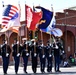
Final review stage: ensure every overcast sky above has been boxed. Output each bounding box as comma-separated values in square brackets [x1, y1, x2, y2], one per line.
[0, 0, 76, 22]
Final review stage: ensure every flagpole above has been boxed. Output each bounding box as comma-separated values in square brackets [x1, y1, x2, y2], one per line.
[18, 1, 21, 45]
[4, 32, 7, 54]
[19, 28, 21, 44]
[25, 2, 28, 52]
[17, 29, 19, 54]
[40, 30, 43, 41]
[7, 30, 10, 45]
[25, 26, 28, 52]
[49, 4, 52, 43]
[50, 4, 56, 43]
[32, 3, 36, 42]
[40, 30, 44, 54]
[16, 0, 20, 54]
[2, 1, 7, 52]
[33, 30, 36, 53]
[50, 34, 51, 43]
[16, 1, 20, 54]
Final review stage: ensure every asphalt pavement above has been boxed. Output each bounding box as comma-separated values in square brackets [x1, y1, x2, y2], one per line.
[0, 65, 76, 75]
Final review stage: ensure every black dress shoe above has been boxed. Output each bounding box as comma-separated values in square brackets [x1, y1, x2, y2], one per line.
[24, 71, 28, 73]
[57, 70, 61, 72]
[56, 70, 61, 72]
[49, 71, 52, 73]
[34, 71, 36, 73]
[42, 71, 45, 73]
[4, 72, 7, 75]
[15, 72, 17, 74]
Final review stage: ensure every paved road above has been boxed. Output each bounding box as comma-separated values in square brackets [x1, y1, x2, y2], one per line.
[0, 65, 76, 75]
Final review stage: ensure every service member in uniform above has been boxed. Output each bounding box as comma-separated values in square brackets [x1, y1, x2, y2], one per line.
[30, 39, 38, 73]
[52, 37, 63, 72]
[0, 45, 1, 55]
[21, 38, 30, 73]
[45, 40, 53, 72]
[1, 40, 11, 74]
[38, 40, 46, 73]
[12, 39, 22, 74]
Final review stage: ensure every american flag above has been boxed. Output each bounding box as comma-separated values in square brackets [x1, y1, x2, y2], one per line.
[2, 4, 19, 27]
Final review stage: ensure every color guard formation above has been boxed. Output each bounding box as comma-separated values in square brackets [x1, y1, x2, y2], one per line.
[0, 37, 64, 74]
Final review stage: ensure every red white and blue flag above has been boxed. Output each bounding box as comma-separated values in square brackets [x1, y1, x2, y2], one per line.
[2, 5, 19, 27]
[0, 4, 21, 32]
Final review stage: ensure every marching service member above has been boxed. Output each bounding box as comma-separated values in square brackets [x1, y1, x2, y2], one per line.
[21, 38, 30, 73]
[45, 40, 53, 73]
[12, 39, 22, 74]
[30, 39, 38, 73]
[52, 37, 63, 72]
[1, 40, 11, 74]
[38, 40, 46, 73]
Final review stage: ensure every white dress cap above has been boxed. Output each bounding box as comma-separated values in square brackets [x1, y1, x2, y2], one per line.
[31, 39, 35, 41]
[22, 38, 27, 40]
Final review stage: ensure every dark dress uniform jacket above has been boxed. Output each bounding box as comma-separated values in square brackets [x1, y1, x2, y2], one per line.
[12, 44, 22, 57]
[1, 44, 11, 57]
[53, 42, 63, 56]
[45, 45, 52, 57]
[38, 45, 46, 58]
[22, 43, 30, 57]
[31, 45, 38, 57]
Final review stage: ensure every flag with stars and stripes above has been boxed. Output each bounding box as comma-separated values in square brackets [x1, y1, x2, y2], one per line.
[0, 4, 21, 32]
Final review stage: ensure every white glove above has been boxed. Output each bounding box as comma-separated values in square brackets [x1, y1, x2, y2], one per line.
[26, 53, 29, 56]
[5, 41, 7, 44]
[42, 55, 45, 58]
[20, 44, 22, 46]
[62, 51, 64, 53]
[55, 45, 58, 49]
[34, 42, 36, 45]
[12, 44, 14, 47]
[41, 44, 43, 47]
[50, 43, 51, 46]
[6, 53, 9, 57]
[17, 53, 20, 57]
[49, 54, 52, 57]
[34, 53, 37, 57]
[25, 42, 27, 44]
[1, 45, 2, 48]
[29, 43, 31, 46]
[17, 41, 19, 44]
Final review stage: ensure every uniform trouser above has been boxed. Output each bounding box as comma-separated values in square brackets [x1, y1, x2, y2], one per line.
[47, 57, 52, 72]
[31, 55, 37, 73]
[54, 56, 60, 71]
[2, 57, 9, 73]
[14, 56, 20, 73]
[40, 57, 46, 72]
[22, 56, 29, 72]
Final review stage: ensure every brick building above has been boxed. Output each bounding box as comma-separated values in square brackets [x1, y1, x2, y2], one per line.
[56, 8, 76, 58]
